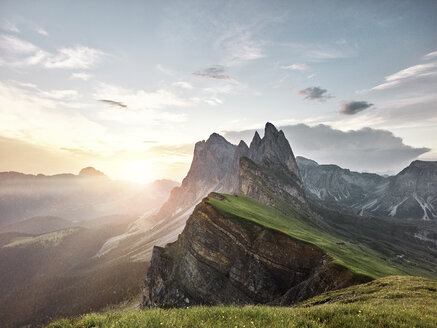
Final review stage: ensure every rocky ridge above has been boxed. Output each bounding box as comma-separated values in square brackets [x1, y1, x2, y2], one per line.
[143, 194, 359, 307]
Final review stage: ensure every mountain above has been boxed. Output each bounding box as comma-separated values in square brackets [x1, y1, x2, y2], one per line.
[297, 157, 437, 220]
[95, 123, 309, 262]
[358, 160, 437, 220]
[143, 193, 363, 307]
[0, 171, 178, 327]
[0, 169, 178, 228]
[0, 223, 147, 328]
[0, 216, 73, 235]
[143, 123, 437, 308]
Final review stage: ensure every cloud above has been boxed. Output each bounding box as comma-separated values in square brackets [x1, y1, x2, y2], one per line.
[371, 54, 437, 91]
[0, 34, 105, 69]
[71, 72, 92, 81]
[223, 124, 430, 174]
[215, 25, 265, 67]
[281, 63, 308, 71]
[98, 99, 128, 109]
[298, 86, 332, 101]
[423, 51, 437, 60]
[94, 83, 194, 110]
[2, 21, 19, 33]
[44, 46, 105, 69]
[0, 80, 106, 152]
[340, 101, 373, 115]
[173, 81, 193, 89]
[35, 27, 48, 36]
[284, 41, 356, 62]
[193, 65, 234, 81]
[156, 64, 176, 76]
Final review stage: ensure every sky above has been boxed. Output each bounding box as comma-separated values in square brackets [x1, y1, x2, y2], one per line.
[0, 0, 436, 182]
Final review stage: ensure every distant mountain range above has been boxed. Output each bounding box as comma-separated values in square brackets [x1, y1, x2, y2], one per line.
[0, 168, 178, 228]
[297, 157, 437, 220]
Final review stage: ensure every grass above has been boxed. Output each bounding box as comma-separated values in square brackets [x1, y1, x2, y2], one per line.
[48, 275, 437, 328]
[207, 193, 402, 279]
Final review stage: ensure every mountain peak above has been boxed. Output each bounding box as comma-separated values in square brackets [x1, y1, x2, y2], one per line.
[264, 122, 279, 138]
[206, 132, 229, 145]
[250, 131, 262, 150]
[79, 167, 105, 177]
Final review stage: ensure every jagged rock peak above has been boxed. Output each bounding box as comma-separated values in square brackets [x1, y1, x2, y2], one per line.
[206, 132, 230, 145]
[249, 131, 262, 150]
[237, 140, 249, 151]
[264, 122, 279, 138]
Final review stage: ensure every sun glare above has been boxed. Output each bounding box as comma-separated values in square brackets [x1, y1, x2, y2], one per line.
[124, 160, 155, 184]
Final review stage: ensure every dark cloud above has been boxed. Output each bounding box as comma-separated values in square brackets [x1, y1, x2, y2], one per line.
[98, 99, 127, 108]
[298, 86, 332, 101]
[340, 101, 373, 115]
[223, 124, 430, 174]
[193, 65, 233, 81]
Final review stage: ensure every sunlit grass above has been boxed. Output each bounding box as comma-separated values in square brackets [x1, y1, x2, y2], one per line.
[48, 276, 437, 328]
[207, 193, 401, 279]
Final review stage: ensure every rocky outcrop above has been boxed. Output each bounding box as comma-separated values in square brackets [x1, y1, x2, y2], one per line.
[156, 133, 236, 220]
[297, 156, 437, 220]
[359, 160, 437, 220]
[296, 156, 387, 207]
[143, 194, 360, 307]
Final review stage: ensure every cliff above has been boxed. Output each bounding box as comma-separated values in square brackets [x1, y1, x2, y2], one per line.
[143, 194, 361, 307]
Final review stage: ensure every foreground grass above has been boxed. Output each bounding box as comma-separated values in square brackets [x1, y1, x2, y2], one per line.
[48, 276, 437, 328]
[208, 193, 401, 279]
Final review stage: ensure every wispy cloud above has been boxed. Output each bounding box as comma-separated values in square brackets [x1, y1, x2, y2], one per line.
[281, 63, 308, 71]
[2, 20, 19, 33]
[44, 46, 105, 69]
[372, 52, 437, 91]
[340, 101, 373, 115]
[193, 65, 235, 81]
[98, 99, 128, 109]
[35, 27, 48, 36]
[215, 25, 265, 67]
[283, 41, 356, 62]
[0, 80, 105, 151]
[298, 86, 332, 101]
[94, 83, 194, 110]
[423, 51, 437, 60]
[172, 81, 193, 89]
[156, 64, 176, 76]
[71, 72, 92, 81]
[0, 34, 105, 69]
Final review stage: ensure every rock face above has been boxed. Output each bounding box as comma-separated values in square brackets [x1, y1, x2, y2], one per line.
[143, 194, 358, 307]
[296, 156, 387, 208]
[359, 160, 437, 220]
[297, 157, 437, 220]
[156, 133, 236, 220]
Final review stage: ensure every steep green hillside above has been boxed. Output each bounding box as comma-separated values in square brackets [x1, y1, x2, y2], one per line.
[208, 193, 436, 280]
[48, 276, 437, 328]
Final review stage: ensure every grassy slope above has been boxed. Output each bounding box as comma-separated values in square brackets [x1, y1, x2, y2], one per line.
[48, 276, 437, 328]
[208, 193, 402, 279]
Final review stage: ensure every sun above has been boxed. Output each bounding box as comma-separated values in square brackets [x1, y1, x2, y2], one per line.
[123, 160, 155, 184]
